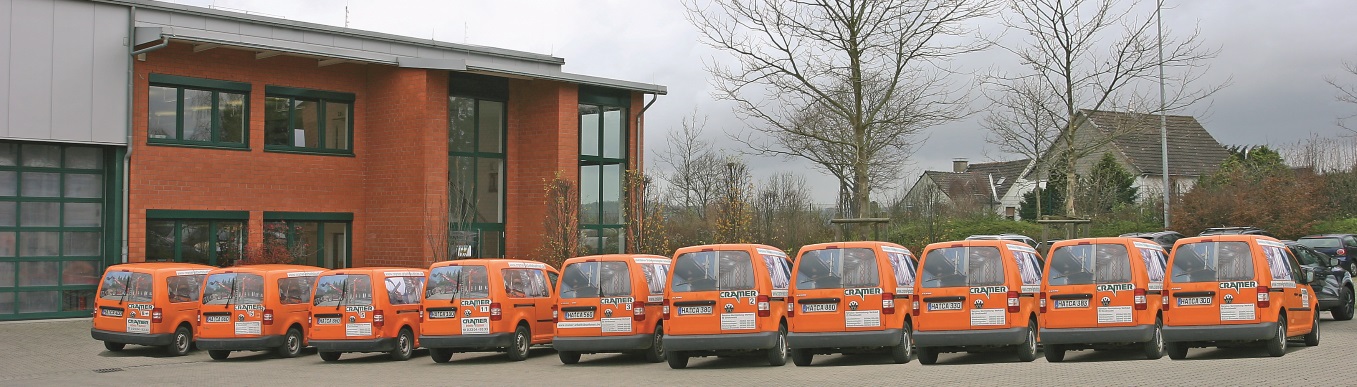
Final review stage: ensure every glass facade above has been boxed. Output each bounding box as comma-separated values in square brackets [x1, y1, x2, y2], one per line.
[144, 217, 246, 267]
[579, 90, 628, 255]
[448, 73, 508, 259]
[262, 220, 350, 269]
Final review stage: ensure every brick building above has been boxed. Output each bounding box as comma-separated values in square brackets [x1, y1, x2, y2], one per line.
[0, 0, 665, 320]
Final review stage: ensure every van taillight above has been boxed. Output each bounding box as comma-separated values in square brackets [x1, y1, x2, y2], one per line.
[633, 301, 646, 322]
[1134, 289, 1147, 310]
[490, 303, 502, 321]
[196, 313, 201, 327]
[1007, 291, 1020, 313]
[551, 305, 559, 323]
[1163, 290, 1170, 310]
[911, 296, 920, 317]
[1257, 286, 1270, 308]
[787, 297, 795, 318]
[757, 295, 771, 317]
[373, 310, 385, 329]
[1039, 292, 1047, 313]
[263, 309, 275, 325]
[662, 299, 671, 320]
[151, 308, 163, 323]
[882, 293, 895, 315]
[308, 313, 313, 327]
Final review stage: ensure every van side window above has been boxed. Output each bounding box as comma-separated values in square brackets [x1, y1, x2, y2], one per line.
[1262, 246, 1293, 281]
[385, 276, 426, 305]
[547, 271, 559, 293]
[1282, 249, 1305, 282]
[761, 254, 792, 290]
[503, 268, 549, 299]
[1138, 248, 1168, 283]
[640, 263, 670, 295]
[166, 275, 204, 303]
[278, 277, 315, 305]
[1012, 250, 1044, 285]
[885, 252, 917, 288]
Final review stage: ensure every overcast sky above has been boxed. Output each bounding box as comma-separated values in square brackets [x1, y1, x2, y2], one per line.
[167, 0, 1357, 207]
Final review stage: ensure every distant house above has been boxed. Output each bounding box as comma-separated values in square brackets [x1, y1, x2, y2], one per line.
[903, 159, 1035, 220]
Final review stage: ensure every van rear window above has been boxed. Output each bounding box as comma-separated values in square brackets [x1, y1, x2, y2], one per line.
[670, 250, 755, 292]
[1171, 241, 1254, 283]
[920, 246, 1005, 288]
[278, 277, 314, 305]
[561, 262, 631, 299]
[426, 265, 490, 301]
[796, 248, 879, 290]
[202, 273, 264, 305]
[167, 275, 205, 303]
[1298, 238, 1341, 249]
[313, 274, 373, 306]
[99, 271, 153, 302]
[1046, 244, 1133, 285]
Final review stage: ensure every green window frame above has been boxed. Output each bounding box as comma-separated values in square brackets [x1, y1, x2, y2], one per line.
[578, 86, 630, 255]
[263, 212, 352, 269]
[147, 74, 251, 149]
[264, 86, 356, 155]
[449, 89, 507, 259]
[144, 210, 247, 267]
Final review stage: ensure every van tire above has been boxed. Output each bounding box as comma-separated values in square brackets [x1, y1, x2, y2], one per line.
[1303, 314, 1320, 347]
[643, 325, 665, 363]
[791, 349, 813, 366]
[890, 321, 913, 364]
[1143, 318, 1165, 360]
[666, 351, 689, 369]
[430, 348, 453, 363]
[389, 328, 414, 361]
[1166, 342, 1188, 360]
[1265, 319, 1287, 357]
[766, 324, 789, 366]
[917, 347, 938, 365]
[558, 351, 581, 364]
[1333, 287, 1355, 321]
[507, 325, 531, 361]
[1043, 344, 1065, 362]
[319, 351, 341, 362]
[166, 326, 192, 357]
[1015, 320, 1038, 362]
[103, 341, 125, 352]
[208, 350, 230, 360]
[277, 328, 303, 358]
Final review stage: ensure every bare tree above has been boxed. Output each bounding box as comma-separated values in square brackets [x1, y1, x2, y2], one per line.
[712, 156, 754, 243]
[657, 112, 723, 219]
[1328, 61, 1357, 131]
[996, 0, 1225, 216]
[685, 0, 995, 219]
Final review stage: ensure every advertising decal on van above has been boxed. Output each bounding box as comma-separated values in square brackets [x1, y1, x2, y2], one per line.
[600, 297, 635, 305]
[288, 271, 323, 278]
[844, 287, 883, 297]
[507, 262, 548, 269]
[176, 269, 211, 276]
[721, 290, 758, 299]
[970, 286, 1008, 296]
[462, 317, 490, 334]
[1097, 283, 1134, 295]
[1219, 281, 1259, 292]
[720, 312, 756, 330]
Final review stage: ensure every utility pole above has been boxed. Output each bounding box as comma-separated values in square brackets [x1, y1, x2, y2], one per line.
[1158, 0, 1171, 229]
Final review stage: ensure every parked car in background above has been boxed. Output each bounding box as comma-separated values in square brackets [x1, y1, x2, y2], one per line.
[1120, 231, 1186, 253]
[1197, 227, 1274, 237]
[1284, 241, 1356, 321]
[1297, 234, 1357, 274]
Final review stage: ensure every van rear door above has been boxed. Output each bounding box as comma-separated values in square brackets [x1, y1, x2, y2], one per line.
[1169, 241, 1260, 326]
[793, 248, 883, 333]
[667, 250, 759, 335]
[557, 261, 635, 337]
[311, 274, 376, 339]
[423, 265, 491, 336]
[200, 272, 267, 338]
[94, 271, 154, 333]
[1044, 244, 1098, 329]
[918, 246, 1008, 331]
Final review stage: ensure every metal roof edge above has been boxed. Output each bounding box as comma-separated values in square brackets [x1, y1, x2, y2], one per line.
[464, 65, 668, 95]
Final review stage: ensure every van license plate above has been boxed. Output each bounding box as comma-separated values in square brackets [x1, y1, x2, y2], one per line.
[564, 311, 594, 319]
[802, 303, 837, 313]
[928, 302, 962, 311]
[428, 310, 457, 319]
[679, 306, 713, 315]
[206, 315, 230, 323]
[1055, 299, 1089, 308]
[100, 308, 123, 317]
[317, 317, 342, 325]
[1177, 297, 1212, 306]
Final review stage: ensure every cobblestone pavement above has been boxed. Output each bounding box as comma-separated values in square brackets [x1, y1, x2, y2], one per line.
[2, 314, 1351, 386]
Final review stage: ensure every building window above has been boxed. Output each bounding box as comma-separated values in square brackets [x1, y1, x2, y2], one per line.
[579, 87, 629, 255]
[145, 210, 246, 267]
[448, 91, 506, 259]
[263, 212, 352, 269]
[264, 86, 355, 155]
[147, 74, 250, 148]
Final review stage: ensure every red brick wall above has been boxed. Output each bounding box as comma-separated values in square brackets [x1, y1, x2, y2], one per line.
[505, 79, 579, 259]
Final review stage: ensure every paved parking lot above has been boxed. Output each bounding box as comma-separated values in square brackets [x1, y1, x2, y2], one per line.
[2, 314, 1352, 386]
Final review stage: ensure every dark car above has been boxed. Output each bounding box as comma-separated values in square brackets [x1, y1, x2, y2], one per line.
[1297, 234, 1357, 275]
[1198, 226, 1274, 237]
[1285, 241, 1356, 321]
[1119, 231, 1186, 253]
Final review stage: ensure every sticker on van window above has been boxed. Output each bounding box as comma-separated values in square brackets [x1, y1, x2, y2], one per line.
[1097, 306, 1133, 323]
[601, 317, 632, 333]
[771, 289, 788, 298]
[600, 297, 635, 305]
[969, 309, 1005, 326]
[720, 313, 756, 330]
[461, 317, 490, 334]
[383, 271, 425, 277]
[1258, 240, 1285, 248]
[1148, 282, 1163, 291]
[126, 318, 151, 334]
[757, 248, 787, 257]
[175, 269, 210, 276]
[721, 290, 758, 299]
[845, 310, 881, 328]
[507, 262, 547, 269]
[1219, 281, 1259, 292]
[634, 258, 671, 265]
[460, 299, 491, 307]
[234, 304, 265, 311]
[882, 246, 912, 255]
[1008, 244, 1038, 254]
[647, 295, 664, 303]
[345, 305, 374, 312]
[970, 286, 1008, 297]
[345, 323, 372, 337]
[235, 321, 262, 335]
[556, 321, 601, 329]
[1133, 241, 1163, 251]
[1271, 280, 1297, 289]
[1097, 283, 1134, 295]
[896, 287, 914, 295]
[1020, 285, 1041, 294]
[1220, 304, 1256, 321]
[288, 271, 322, 278]
[843, 287, 882, 297]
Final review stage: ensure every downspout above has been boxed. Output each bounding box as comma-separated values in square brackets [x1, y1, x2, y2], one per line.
[123, 7, 169, 263]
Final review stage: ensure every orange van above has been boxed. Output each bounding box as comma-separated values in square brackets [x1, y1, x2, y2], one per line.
[912, 240, 1045, 364]
[553, 254, 672, 364]
[308, 267, 428, 362]
[1162, 235, 1320, 359]
[1039, 237, 1168, 361]
[196, 264, 324, 360]
[662, 244, 793, 369]
[787, 242, 919, 366]
[420, 259, 560, 363]
[91, 263, 212, 356]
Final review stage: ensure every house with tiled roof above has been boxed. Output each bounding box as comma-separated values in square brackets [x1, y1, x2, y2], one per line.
[903, 158, 1036, 219]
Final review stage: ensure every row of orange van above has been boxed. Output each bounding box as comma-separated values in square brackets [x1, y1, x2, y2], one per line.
[91, 234, 1324, 366]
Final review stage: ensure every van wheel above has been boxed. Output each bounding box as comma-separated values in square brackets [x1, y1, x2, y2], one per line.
[1304, 314, 1320, 347]
[917, 347, 938, 365]
[319, 351, 341, 362]
[208, 350, 230, 360]
[1265, 319, 1287, 357]
[1043, 344, 1065, 362]
[791, 349, 813, 366]
[666, 351, 689, 369]
[1015, 321, 1038, 362]
[277, 328, 303, 358]
[643, 325, 665, 363]
[1143, 318, 1165, 360]
[389, 328, 414, 361]
[507, 325, 531, 361]
[890, 321, 913, 364]
[558, 351, 581, 364]
[165, 326, 191, 357]
[1166, 342, 1188, 360]
[766, 324, 789, 366]
[430, 348, 453, 363]
[103, 341, 125, 352]
[1333, 287, 1355, 321]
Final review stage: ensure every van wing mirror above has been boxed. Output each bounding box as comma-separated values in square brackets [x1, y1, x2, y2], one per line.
[1304, 269, 1317, 285]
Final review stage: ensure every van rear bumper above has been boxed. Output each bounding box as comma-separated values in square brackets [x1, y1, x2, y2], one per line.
[418, 334, 514, 350]
[552, 334, 653, 352]
[309, 338, 397, 353]
[1163, 322, 1278, 342]
[91, 329, 174, 346]
[788, 329, 902, 349]
[195, 335, 285, 351]
[664, 332, 779, 352]
[914, 327, 1026, 347]
[1041, 325, 1154, 345]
